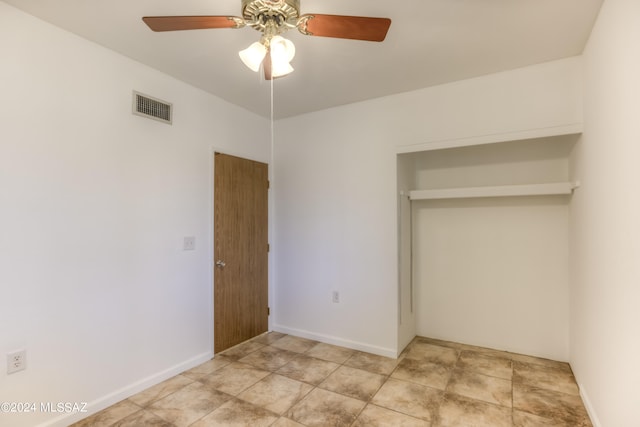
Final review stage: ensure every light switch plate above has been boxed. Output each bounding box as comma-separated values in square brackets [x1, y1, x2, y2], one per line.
[183, 236, 195, 251]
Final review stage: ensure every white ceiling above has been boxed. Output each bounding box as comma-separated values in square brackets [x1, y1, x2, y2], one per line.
[4, 0, 602, 119]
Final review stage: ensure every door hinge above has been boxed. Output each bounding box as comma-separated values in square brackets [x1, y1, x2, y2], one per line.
[267, 180, 270, 189]
[267, 243, 270, 252]
[267, 307, 271, 316]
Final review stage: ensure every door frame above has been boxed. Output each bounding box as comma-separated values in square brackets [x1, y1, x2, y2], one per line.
[210, 146, 273, 355]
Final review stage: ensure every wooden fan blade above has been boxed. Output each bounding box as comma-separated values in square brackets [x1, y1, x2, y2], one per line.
[298, 14, 391, 42]
[142, 16, 243, 32]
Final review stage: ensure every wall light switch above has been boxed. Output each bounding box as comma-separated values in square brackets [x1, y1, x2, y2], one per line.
[183, 236, 195, 251]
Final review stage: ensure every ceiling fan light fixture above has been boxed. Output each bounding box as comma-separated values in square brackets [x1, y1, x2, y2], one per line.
[270, 59, 294, 78]
[239, 41, 268, 72]
[269, 35, 295, 77]
[144, 0, 392, 80]
[270, 35, 295, 62]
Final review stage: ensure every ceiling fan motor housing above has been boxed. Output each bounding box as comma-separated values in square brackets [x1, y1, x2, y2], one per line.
[242, 0, 300, 32]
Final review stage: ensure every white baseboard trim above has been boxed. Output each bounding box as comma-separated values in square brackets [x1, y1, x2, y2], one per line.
[38, 351, 213, 427]
[578, 382, 601, 427]
[273, 324, 398, 359]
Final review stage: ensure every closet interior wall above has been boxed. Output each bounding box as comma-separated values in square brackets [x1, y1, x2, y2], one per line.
[398, 135, 578, 361]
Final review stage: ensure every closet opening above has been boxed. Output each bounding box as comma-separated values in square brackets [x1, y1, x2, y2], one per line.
[397, 134, 579, 361]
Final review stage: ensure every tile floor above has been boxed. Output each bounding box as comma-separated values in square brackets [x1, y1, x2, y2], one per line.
[71, 333, 592, 426]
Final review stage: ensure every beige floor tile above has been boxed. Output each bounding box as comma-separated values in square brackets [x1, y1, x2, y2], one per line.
[371, 378, 442, 421]
[319, 365, 386, 401]
[513, 384, 592, 426]
[352, 404, 430, 427]
[219, 340, 265, 361]
[112, 409, 174, 427]
[251, 331, 287, 345]
[70, 400, 141, 427]
[513, 409, 570, 426]
[414, 337, 510, 359]
[238, 374, 314, 415]
[457, 351, 513, 380]
[238, 346, 298, 371]
[182, 356, 234, 381]
[446, 369, 512, 407]
[513, 361, 579, 395]
[286, 388, 366, 427]
[510, 353, 573, 372]
[344, 351, 400, 375]
[128, 375, 193, 407]
[271, 335, 318, 353]
[452, 342, 512, 359]
[306, 342, 355, 364]
[405, 342, 459, 367]
[276, 354, 340, 385]
[435, 393, 512, 427]
[271, 417, 307, 427]
[199, 362, 271, 395]
[148, 381, 231, 427]
[412, 337, 460, 350]
[391, 358, 452, 390]
[191, 398, 279, 427]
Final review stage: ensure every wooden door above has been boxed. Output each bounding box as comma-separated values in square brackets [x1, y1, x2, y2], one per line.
[214, 153, 269, 353]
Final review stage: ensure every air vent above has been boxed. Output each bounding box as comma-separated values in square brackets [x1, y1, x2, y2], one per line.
[132, 91, 172, 124]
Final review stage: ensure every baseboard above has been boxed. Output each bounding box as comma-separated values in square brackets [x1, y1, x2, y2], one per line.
[273, 324, 397, 359]
[38, 351, 213, 427]
[578, 382, 602, 427]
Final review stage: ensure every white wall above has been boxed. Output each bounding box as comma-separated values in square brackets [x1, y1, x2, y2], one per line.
[0, 4, 268, 426]
[410, 137, 575, 361]
[570, 0, 640, 425]
[414, 197, 569, 358]
[273, 107, 400, 356]
[273, 56, 582, 357]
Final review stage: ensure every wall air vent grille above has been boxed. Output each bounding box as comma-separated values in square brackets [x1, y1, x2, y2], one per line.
[132, 91, 172, 124]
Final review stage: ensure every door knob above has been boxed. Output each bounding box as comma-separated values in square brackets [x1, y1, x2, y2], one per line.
[215, 260, 226, 268]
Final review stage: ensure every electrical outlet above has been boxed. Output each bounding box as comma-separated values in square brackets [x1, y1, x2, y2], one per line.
[183, 236, 195, 251]
[7, 350, 26, 374]
[332, 291, 340, 303]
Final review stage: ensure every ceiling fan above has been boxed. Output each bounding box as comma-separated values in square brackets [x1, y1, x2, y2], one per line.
[143, 0, 392, 80]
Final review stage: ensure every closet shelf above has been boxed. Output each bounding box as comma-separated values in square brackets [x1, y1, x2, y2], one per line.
[409, 182, 577, 201]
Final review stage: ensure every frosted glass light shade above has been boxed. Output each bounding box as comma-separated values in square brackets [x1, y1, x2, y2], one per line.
[270, 36, 295, 62]
[239, 41, 267, 72]
[271, 60, 294, 78]
[270, 36, 295, 78]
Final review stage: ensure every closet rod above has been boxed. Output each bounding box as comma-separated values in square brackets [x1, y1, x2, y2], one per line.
[409, 182, 578, 201]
